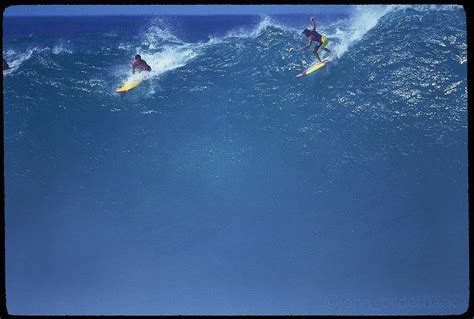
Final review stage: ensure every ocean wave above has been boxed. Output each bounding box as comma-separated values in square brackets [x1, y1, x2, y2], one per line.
[223, 15, 298, 40]
[113, 18, 216, 92]
[313, 5, 463, 60]
[3, 48, 36, 75]
[226, 15, 278, 38]
[118, 42, 133, 51]
[51, 41, 73, 55]
[142, 17, 184, 49]
[3, 40, 73, 75]
[146, 45, 198, 77]
[390, 4, 463, 12]
[103, 31, 118, 37]
[326, 5, 392, 59]
[114, 44, 199, 94]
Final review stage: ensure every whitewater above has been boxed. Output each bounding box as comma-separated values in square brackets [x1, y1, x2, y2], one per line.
[3, 5, 468, 316]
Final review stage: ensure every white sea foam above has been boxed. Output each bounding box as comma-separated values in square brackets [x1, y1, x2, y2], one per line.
[143, 45, 198, 78]
[3, 48, 37, 74]
[118, 43, 132, 51]
[137, 23, 200, 80]
[4, 40, 73, 75]
[52, 41, 73, 54]
[142, 17, 184, 50]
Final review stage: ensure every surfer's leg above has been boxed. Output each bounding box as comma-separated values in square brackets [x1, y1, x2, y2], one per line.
[313, 46, 322, 62]
[320, 36, 330, 55]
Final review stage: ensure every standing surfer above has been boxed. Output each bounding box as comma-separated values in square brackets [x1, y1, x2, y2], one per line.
[132, 54, 151, 74]
[300, 17, 331, 63]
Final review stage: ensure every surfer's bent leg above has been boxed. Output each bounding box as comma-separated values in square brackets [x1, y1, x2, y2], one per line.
[313, 45, 322, 62]
[320, 36, 330, 54]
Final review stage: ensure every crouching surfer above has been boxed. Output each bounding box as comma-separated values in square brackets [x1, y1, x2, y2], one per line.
[132, 54, 151, 74]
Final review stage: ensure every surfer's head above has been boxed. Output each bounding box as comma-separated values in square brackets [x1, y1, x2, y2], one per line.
[135, 54, 141, 60]
[302, 29, 311, 37]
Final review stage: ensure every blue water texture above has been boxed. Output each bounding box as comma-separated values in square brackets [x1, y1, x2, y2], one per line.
[3, 5, 468, 315]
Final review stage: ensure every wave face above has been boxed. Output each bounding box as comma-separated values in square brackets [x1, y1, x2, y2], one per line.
[3, 6, 467, 315]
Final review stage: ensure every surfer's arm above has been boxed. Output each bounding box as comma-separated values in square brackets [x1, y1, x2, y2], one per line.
[310, 17, 316, 31]
[300, 39, 312, 51]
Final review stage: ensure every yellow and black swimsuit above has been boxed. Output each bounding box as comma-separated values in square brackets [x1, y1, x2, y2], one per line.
[311, 31, 328, 50]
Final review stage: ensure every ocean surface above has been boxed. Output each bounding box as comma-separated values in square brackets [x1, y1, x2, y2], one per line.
[3, 5, 468, 315]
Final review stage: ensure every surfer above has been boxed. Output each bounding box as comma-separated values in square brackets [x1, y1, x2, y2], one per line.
[132, 54, 151, 74]
[300, 17, 331, 63]
[3, 58, 9, 70]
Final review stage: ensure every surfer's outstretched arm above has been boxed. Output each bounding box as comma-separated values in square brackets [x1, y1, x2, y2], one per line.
[300, 39, 312, 51]
[310, 17, 316, 31]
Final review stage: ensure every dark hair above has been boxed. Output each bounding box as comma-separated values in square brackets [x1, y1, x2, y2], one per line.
[135, 54, 141, 60]
[302, 29, 311, 36]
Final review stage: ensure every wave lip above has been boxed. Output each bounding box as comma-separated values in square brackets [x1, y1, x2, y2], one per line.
[3, 40, 74, 75]
[321, 5, 463, 60]
[211, 15, 296, 42]
[328, 5, 391, 59]
[142, 17, 185, 49]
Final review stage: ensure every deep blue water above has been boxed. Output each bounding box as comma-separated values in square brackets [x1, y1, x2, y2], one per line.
[3, 6, 468, 315]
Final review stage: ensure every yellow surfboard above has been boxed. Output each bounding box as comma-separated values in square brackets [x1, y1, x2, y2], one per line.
[116, 79, 143, 93]
[115, 73, 148, 93]
[296, 58, 330, 78]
